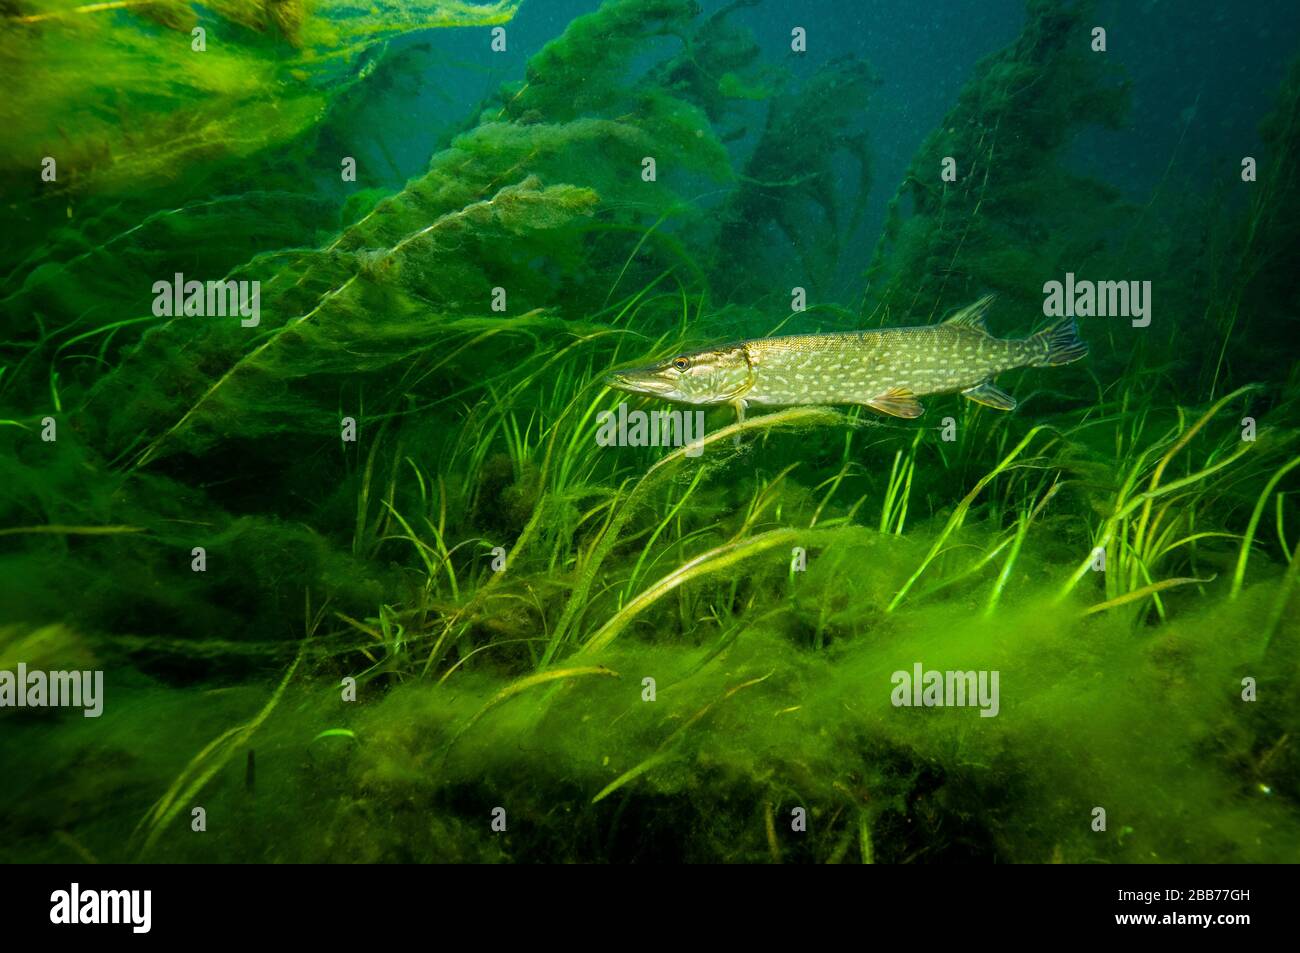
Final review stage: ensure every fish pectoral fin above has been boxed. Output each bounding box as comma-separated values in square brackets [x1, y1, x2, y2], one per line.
[865, 387, 924, 419]
[731, 398, 748, 448]
[962, 380, 1017, 411]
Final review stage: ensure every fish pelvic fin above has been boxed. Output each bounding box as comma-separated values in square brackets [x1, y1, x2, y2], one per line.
[866, 386, 924, 419]
[941, 294, 995, 332]
[962, 380, 1017, 411]
[1030, 316, 1089, 366]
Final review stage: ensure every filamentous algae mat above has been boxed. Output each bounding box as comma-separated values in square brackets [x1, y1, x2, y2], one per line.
[2, 0, 1299, 866]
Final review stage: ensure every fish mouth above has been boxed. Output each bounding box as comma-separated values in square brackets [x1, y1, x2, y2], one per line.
[604, 370, 677, 397]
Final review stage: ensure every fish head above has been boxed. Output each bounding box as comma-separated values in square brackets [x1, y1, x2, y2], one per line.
[605, 345, 751, 405]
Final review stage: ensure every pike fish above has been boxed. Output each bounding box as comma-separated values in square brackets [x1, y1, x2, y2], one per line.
[605, 296, 1087, 421]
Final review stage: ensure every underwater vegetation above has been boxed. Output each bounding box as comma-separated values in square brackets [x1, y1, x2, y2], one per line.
[1, 0, 1299, 864]
[0, 0, 524, 198]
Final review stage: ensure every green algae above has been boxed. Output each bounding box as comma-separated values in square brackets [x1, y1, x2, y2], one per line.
[3, 567, 1294, 863]
[718, 54, 877, 299]
[864, 0, 1130, 319]
[0, 0, 1298, 864]
[1, 0, 524, 198]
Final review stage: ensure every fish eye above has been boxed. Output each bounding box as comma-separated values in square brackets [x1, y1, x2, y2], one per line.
[672, 356, 690, 371]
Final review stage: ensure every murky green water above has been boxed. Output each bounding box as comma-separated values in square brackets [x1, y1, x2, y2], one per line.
[2, 0, 1298, 863]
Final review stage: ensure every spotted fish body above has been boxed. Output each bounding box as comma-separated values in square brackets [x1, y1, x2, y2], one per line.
[605, 296, 1088, 419]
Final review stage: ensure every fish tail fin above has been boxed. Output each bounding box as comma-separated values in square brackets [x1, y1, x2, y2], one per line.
[1029, 316, 1088, 366]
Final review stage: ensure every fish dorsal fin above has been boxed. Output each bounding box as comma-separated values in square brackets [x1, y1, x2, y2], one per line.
[942, 294, 995, 331]
[866, 386, 924, 419]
